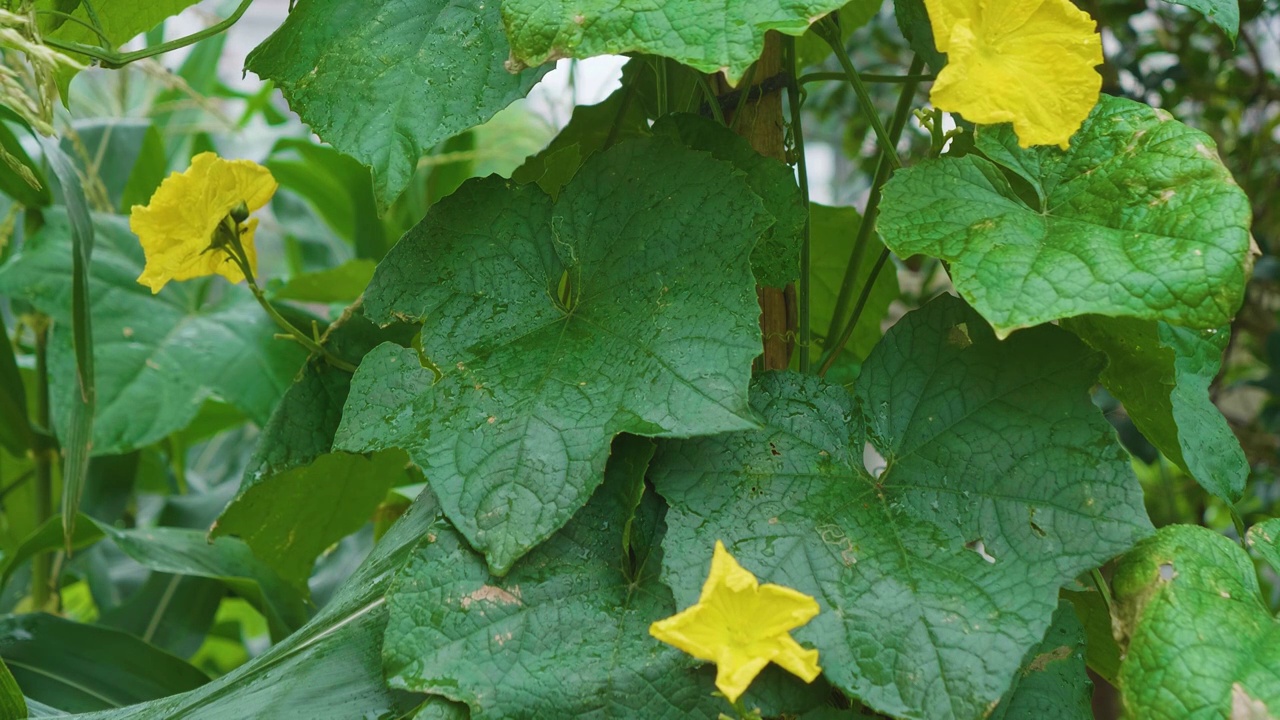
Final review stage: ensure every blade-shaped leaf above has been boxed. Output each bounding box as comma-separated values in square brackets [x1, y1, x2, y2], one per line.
[0, 312, 33, 455]
[72, 491, 442, 720]
[246, 0, 548, 209]
[1114, 524, 1280, 718]
[651, 295, 1152, 720]
[1063, 316, 1246, 502]
[335, 137, 769, 574]
[0, 657, 25, 720]
[501, 0, 846, 83]
[99, 573, 224, 659]
[103, 527, 308, 642]
[0, 212, 307, 455]
[0, 612, 208, 713]
[878, 95, 1253, 337]
[383, 439, 837, 718]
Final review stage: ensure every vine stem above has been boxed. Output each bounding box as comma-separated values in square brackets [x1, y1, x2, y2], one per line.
[782, 36, 813, 372]
[43, 0, 254, 69]
[815, 18, 902, 170]
[1090, 568, 1114, 616]
[221, 217, 358, 373]
[798, 72, 936, 85]
[818, 55, 925, 372]
[818, 248, 890, 376]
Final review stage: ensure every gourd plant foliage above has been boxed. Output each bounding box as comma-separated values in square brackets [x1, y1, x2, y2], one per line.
[0, 0, 1270, 717]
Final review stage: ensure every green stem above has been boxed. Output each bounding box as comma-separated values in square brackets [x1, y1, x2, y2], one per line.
[221, 218, 358, 373]
[816, 19, 903, 170]
[821, 56, 924, 356]
[782, 36, 813, 373]
[1230, 506, 1248, 548]
[697, 74, 726, 125]
[31, 321, 52, 611]
[603, 72, 640, 150]
[44, 0, 253, 68]
[729, 61, 759, 133]
[1090, 568, 1114, 616]
[34, 11, 111, 45]
[818, 247, 890, 376]
[798, 72, 936, 85]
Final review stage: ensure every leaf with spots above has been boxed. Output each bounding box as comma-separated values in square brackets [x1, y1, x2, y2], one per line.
[334, 138, 769, 575]
[246, 0, 548, 209]
[1114, 524, 1280, 719]
[651, 295, 1151, 720]
[0, 212, 306, 455]
[878, 95, 1253, 337]
[500, 0, 847, 83]
[381, 441, 839, 718]
[1063, 315, 1246, 502]
[989, 602, 1092, 720]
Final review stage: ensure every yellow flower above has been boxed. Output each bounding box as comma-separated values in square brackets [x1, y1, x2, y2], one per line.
[650, 540, 821, 703]
[130, 152, 277, 293]
[925, 0, 1103, 148]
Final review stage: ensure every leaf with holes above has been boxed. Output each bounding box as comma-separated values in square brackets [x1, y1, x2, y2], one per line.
[334, 138, 769, 575]
[651, 295, 1151, 720]
[1114, 524, 1280, 719]
[878, 95, 1253, 337]
[247, 0, 548, 208]
[501, 0, 847, 83]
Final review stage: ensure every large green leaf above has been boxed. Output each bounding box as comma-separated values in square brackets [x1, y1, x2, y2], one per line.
[39, 0, 200, 47]
[246, 0, 548, 209]
[212, 309, 416, 587]
[0, 213, 307, 454]
[1063, 316, 1246, 502]
[99, 573, 223, 659]
[989, 602, 1092, 720]
[878, 95, 1253, 337]
[58, 119, 166, 213]
[383, 436, 835, 718]
[651, 296, 1152, 720]
[0, 657, 25, 720]
[335, 138, 768, 575]
[652, 114, 805, 288]
[73, 491, 443, 720]
[103, 527, 309, 642]
[501, 0, 845, 83]
[1113, 523, 1280, 718]
[0, 312, 32, 455]
[0, 612, 208, 713]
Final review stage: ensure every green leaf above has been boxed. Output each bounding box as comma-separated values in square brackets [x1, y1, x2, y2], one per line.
[246, 0, 548, 209]
[58, 119, 165, 213]
[1247, 518, 1280, 577]
[1114, 524, 1280, 718]
[1062, 588, 1122, 684]
[0, 612, 208, 713]
[383, 447, 833, 718]
[989, 602, 1092, 720]
[1063, 316, 1246, 502]
[0, 120, 50, 207]
[651, 296, 1152, 720]
[0, 212, 308, 454]
[0, 657, 26, 720]
[213, 309, 416, 587]
[1161, 0, 1239, 41]
[0, 513, 104, 590]
[334, 138, 768, 575]
[264, 138, 388, 260]
[500, 0, 846, 83]
[71, 492, 442, 720]
[892, 0, 945, 70]
[652, 113, 805, 287]
[878, 95, 1254, 337]
[272, 259, 377, 304]
[807, 203, 899, 374]
[40, 0, 201, 47]
[103, 527, 309, 642]
[213, 450, 407, 590]
[99, 574, 224, 659]
[795, 0, 883, 69]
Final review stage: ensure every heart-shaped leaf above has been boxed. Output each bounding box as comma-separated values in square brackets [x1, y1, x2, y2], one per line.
[1113, 523, 1280, 718]
[651, 295, 1152, 720]
[335, 138, 769, 574]
[878, 95, 1253, 337]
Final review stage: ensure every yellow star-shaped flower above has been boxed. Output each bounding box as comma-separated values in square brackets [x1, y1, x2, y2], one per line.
[926, 0, 1103, 148]
[130, 152, 277, 293]
[650, 540, 821, 703]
